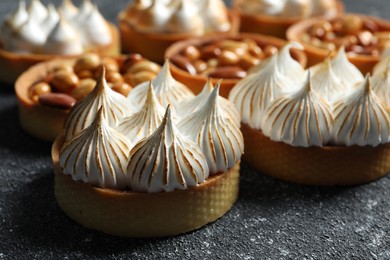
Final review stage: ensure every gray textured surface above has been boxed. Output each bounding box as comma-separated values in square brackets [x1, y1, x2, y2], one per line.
[1, 0, 390, 259]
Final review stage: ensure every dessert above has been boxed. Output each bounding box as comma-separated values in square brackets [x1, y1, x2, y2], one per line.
[0, 0, 120, 84]
[233, 0, 344, 39]
[229, 46, 390, 185]
[287, 13, 390, 73]
[165, 33, 307, 98]
[118, 0, 239, 63]
[52, 68, 243, 237]
[15, 53, 160, 142]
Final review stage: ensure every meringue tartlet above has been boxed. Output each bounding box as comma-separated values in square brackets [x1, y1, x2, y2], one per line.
[229, 45, 390, 185]
[165, 33, 307, 98]
[52, 66, 243, 237]
[287, 14, 390, 74]
[118, 0, 239, 63]
[234, 0, 344, 39]
[0, 0, 120, 84]
[15, 54, 160, 142]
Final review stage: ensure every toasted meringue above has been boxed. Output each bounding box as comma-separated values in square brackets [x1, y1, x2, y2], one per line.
[60, 108, 131, 190]
[43, 15, 83, 55]
[117, 83, 165, 145]
[74, 0, 94, 24]
[311, 0, 338, 17]
[229, 51, 295, 129]
[10, 17, 46, 53]
[133, 0, 172, 33]
[236, 0, 285, 16]
[127, 106, 209, 193]
[178, 85, 243, 173]
[77, 5, 112, 47]
[58, 0, 79, 21]
[277, 42, 306, 82]
[310, 57, 346, 104]
[262, 71, 333, 147]
[41, 4, 60, 36]
[166, 1, 204, 35]
[332, 76, 390, 147]
[27, 0, 48, 24]
[200, 0, 231, 32]
[127, 61, 194, 110]
[372, 61, 390, 107]
[64, 67, 132, 141]
[331, 47, 364, 87]
[2, 0, 28, 32]
[282, 0, 311, 18]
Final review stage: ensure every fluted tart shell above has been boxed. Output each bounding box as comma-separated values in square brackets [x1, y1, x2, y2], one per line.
[286, 14, 390, 74]
[234, 0, 344, 39]
[118, 10, 240, 64]
[165, 33, 307, 98]
[0, 22, 119, 85]
[52, 135, 240, 237]
[241, 123, 390, 186]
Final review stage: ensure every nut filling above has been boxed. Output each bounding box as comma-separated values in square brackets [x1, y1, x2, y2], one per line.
[301, 15, 390, 56]
[169, 38, 281, 79]
[28, 54, 161, 109]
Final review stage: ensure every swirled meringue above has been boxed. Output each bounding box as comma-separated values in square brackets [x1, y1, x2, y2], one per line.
[166, 1, 204, 35]
[58, 0, 79, 21]
[41, 4, 60, 36]
[177, 79, 240, 125]
[178, 85, 243, 174]
[332, 76, 390, 147]
[282, 0, 311, 18]
[0, 1, 28, 48]
[261, 71, 333, 147]
[133, 0, 172, 33]
[43, 15, 83, 55]
[372, 61, 390, 107]
[200, 0, 231, 32]
[64, 67, 132, 141]
[331, 47, 364, 87]
[77, 4, 112, 47]
[235, 0, 284, 16]
[10, 17, 46, 53]
[127, 106, 209, 193]
[311, 0, 338, 17]
[60, 108, 131, 189]
[277, 42, 306, 83]
[117, 82, 165, 145]
[310, 57, 347, 104]
[27, 0, 48, 24]
[229, 50, 295, 129]
[127, 60, 194, 111]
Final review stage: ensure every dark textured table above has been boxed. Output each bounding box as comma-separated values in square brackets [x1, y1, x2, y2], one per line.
[1, 0, 390, 259]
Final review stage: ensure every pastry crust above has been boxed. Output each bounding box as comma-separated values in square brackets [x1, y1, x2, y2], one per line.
[165, 33, 307, 98]
[286, 14, 390, 74]
[0, 22, 119, 84]
[235, 0, 344, 39]
[118, 10, 240, 63]
[241, 123, 390, 186]
[52, 135, 240, 237]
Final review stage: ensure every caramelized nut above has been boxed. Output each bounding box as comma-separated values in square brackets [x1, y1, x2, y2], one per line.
[51, 64, 73, 74]
[194, 60, 208, 73]
[200, 45, 222, 60]
[112, 82, 132, 97]
[101, 57, 119, 73]
[71, 79, 96, 100]
[263, 45, 278, 57]
[73, 54, 101, 73]
[29, 82, 51, 102]
[125, 71, 157, 87]
[170, 55, 197, 75]
[106, 71, 123, 83]
[182, 45, 201, 61]
[207, 66, 247, 79]
[76, 69, 94, 79]
[127, 60, 161, 75]
[218, 50, 240, 66]
[239, 54, 260, 70]
[51, 71, 79, 93]
[341, 15, 363, 34]
[219, 40, 248, 56]
[38, 93, 76, 109]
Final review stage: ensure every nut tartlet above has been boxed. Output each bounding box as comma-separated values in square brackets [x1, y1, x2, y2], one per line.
[287, 13, 390, 74]
[118, 0, 239, 63]
[15, 53, 161, 142]
[0, 0, 120, 84]
[233, 0, 344, 39]
[229, 45, 390, 185]
[165, 33, 307, 98]
[52, 66, 243, 237]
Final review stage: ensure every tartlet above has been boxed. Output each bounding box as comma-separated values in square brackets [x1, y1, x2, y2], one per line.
[15, 54, 160, 142]
[0, 0, 120, 84]
[165, 34, 307, 98]
[52, 66, 243, 237]
[287, 13, 390, 74]
[118, 0, 239, 63]
[229, 45, 390, 185]
[233, 0, 344, 39]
